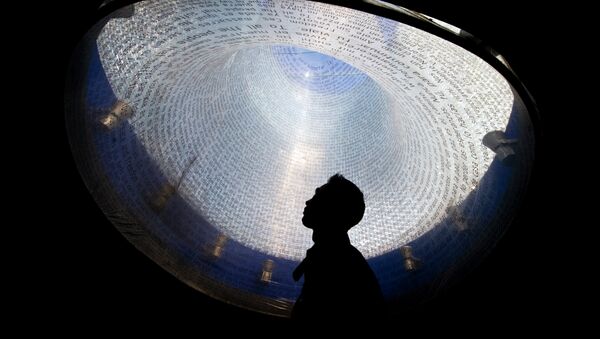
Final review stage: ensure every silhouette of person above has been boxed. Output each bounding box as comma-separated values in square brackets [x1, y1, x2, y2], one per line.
[291, 174, 385, 323]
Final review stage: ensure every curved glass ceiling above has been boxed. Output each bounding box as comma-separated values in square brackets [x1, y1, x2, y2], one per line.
[66, 0, 535, 316]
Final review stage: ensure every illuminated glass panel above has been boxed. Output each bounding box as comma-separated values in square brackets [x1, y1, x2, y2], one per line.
[67, 0, 535, 316]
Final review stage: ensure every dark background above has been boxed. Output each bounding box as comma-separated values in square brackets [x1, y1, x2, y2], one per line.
[47, 0, 568, 332]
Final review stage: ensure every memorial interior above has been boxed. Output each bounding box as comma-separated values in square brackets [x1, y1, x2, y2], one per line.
[65, 0, 536, 316]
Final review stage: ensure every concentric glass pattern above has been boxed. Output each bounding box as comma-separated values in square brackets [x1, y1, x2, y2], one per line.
[66, 0, 535, 316]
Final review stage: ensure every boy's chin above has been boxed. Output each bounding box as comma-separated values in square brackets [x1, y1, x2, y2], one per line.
[302, 217, 314, 229]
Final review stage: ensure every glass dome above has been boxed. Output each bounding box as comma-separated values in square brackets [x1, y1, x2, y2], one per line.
[65, 0, 537, 316]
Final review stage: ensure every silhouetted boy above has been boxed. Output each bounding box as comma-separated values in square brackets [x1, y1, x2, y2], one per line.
[292, 174, 385, 323]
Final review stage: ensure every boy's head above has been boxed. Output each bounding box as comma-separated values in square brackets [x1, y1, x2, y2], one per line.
[302, 174, 365, 232]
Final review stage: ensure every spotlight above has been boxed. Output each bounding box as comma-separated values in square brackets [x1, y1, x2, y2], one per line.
[400, 246, 421, 272]
[482, 130, 518, 164]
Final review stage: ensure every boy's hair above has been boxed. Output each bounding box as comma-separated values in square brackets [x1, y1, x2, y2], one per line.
[325, 174, 365, 230]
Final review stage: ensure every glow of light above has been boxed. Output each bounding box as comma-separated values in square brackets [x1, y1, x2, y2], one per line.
[95, 0, 519, 262]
